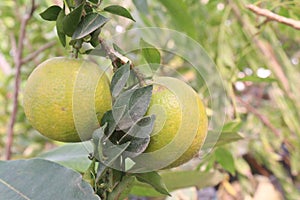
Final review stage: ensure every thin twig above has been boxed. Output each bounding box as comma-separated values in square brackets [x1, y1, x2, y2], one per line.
[236, 97, 281, 137]
[5, 0, 36, 160]
[99, 37, 145, 86]
[246, 4, 300, 30]
[228, 0, 293, 100]
[21, 41, 56, 64]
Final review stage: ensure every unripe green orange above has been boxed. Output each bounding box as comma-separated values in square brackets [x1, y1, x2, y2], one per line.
[145, 77, 208, 168]
[23, 57, 112, 142]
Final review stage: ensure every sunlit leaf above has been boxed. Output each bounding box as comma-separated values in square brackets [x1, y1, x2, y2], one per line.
[0, 159, 99, 200]
[104, 5, 135, 21]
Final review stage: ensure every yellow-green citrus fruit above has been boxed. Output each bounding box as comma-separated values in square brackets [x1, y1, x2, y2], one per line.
[145, 77, 208, 168]
[23, 57, 112, 142]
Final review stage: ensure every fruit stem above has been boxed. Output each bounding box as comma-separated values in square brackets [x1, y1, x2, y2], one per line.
[73, 48, 79, 59]
[99, 37, 145, 86]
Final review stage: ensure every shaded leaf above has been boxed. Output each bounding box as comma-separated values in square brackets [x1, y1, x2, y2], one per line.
[90, 28, 101, 47]
[63, 3, 84, 37]
[101, 106, 126, 137]
[121, 115, 155, 158]
[104, 5, 135, 21]
[40, 6, 61, 21]
[134, 171, 170, 196]
[56, 9, 66, 47]
[131, 170, 224, 197]
[116, 85, 153, 130]
[72, 13, 108, 40]
[38, 142, 92, 173]
[0, 159, 99, 200]
[111, 63, 131, 98]
[84, 5, 93, 13]
[93, 124, 130, 167]
[96, 162, 107, 182]
[88, 0, 99, 4]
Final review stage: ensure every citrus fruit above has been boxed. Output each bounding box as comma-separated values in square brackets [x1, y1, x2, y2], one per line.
[23, 57, 112, 142]
[145, 77, 208, 168]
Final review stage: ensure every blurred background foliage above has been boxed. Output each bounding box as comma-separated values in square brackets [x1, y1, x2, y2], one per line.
[1, 0, 300, 199]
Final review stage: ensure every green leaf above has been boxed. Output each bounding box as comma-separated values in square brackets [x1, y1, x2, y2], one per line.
[134, 171, 170, 196]
[101, 106, 127, 137]
[237, 75, 276, 83]
[121, 115, 155, 158]
[90, 28, 101, 47]
[113, 43, 126, 55]
[222, 120, 243, 133]
[96, 162, 107, 182]
[38, 142, 92, 173]
[128, 85, 153, 122]
[110, 63, 131, 98]
[116, 85, 153, 130]
[40, 5, 61, 21]
[104, 5, 135, 22]
[107, 175, 136, 200]
[84, 5, 93, 13]
[63, 3, 84, 37]
[93, 124, 130, 167]
[56, 9, 66, 47]
[215, 147, 235, 175]
[140, 38, 161, 72]
[82, 159, 96, 187]
[72, 13, 108, 40]
[131, 170, 224, 197]
[92, 124, 107, 162]
[0, 159, 100, 200]
[202, 121, 244, 149]
[215, 131, 244, 147]
[65, 0, 75, 8]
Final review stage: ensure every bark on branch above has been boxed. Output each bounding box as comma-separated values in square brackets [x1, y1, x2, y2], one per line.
[5, 0, 37, 160]
[246, 4, 300, 30]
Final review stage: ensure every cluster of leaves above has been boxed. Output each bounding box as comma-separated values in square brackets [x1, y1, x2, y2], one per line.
[40, 0, 135, 54]
[79, 62, 175, 199]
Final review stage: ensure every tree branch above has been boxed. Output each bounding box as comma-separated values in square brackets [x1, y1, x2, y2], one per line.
[246, 4, 300, 30]
[228, 0, 293, 100]
[5, 0, 36, 160]
[21, 41, 56, 64]
[236, 97, 281, 137]
[99, 37, 145, 86]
